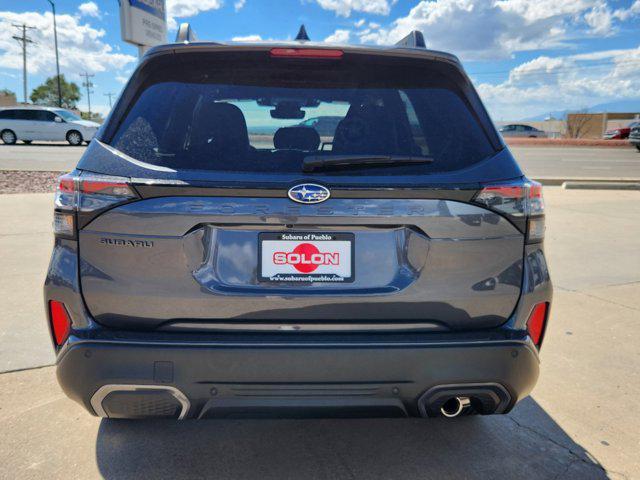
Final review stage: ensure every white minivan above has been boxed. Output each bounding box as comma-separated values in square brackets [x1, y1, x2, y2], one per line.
[0, 106, 100, 146]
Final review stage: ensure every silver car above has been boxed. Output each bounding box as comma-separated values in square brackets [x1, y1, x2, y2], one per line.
[499, 124, 547, 138]
[0, 106, 100, 146]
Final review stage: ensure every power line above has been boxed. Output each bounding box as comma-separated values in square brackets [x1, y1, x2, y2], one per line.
[12, 23, 37, 103]
[80, 72, 95, 117]
[104, 92, 115, 108]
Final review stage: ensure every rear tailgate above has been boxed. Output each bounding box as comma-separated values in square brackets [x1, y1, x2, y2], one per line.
[78, 189, 524, 330]
[76, 45, 525, 331]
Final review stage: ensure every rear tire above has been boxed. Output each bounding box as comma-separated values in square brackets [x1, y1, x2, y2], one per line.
[1, 129, 17, 145]
[635, 145, 640, 152]
[67, 130, 83, 146]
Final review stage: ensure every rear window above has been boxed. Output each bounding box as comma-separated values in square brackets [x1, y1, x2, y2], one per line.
[107, 50, 497, 176]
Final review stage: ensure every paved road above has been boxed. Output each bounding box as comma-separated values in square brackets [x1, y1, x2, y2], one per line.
[0, 143, 639, 180]
[0, 188, 639, 479]
[513, 146, 640, 180]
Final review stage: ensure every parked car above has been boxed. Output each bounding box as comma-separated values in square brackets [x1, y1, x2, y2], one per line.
[629, 124, 640, 151]
[499, 124, 547, 138]
[46, 30, 551, 420]
[0, 106, 99, 146]
[604, 122, 640, 140]
[297, 116, 343, 136]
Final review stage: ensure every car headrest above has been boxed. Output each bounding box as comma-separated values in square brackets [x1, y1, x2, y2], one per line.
[190, 102, 249, 154]
[273, 126, 320, 151]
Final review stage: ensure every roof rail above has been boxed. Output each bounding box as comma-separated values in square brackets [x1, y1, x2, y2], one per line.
[295, 24, 310, 41]
[395, 31, 426, 49]
[176, 23, 197, 43]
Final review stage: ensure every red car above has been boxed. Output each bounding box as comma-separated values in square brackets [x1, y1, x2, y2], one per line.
[603, 121, 640, 139]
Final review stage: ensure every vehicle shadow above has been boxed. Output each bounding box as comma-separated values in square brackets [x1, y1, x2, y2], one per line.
[95, 396, 609, 479]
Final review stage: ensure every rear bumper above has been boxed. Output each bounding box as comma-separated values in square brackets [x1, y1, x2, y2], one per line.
[56, 332, 540, 419]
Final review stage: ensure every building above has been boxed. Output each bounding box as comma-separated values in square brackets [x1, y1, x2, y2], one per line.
[0, 91, 17, 107]
[566, 112, 640, 138]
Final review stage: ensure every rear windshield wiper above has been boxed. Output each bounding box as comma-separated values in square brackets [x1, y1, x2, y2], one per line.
[302, 155, 434, 172]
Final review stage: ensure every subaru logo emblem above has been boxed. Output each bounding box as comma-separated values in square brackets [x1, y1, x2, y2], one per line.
[288, 184, 330, 204]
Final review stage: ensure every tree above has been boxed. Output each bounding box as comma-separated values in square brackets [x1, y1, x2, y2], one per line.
[30, 75, 81, 109]
[80, 111, 104, 123]
[0, 88, 15, 97]
[565, 110, 595, 138]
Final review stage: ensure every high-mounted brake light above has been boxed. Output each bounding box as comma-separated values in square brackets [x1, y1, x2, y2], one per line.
[49, 300, 71, 346]
[527, 302, 549, 348]
[473, 180, 545, 243]
[270, 48, 344, 59]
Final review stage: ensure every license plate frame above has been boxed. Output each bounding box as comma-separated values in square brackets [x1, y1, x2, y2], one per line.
[258, 232, 355, 283]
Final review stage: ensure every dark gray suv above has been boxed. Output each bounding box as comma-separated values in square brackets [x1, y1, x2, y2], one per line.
[45, 31, 551, 420]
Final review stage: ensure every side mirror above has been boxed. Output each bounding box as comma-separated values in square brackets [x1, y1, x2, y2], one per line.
[54, 116, 63, 123]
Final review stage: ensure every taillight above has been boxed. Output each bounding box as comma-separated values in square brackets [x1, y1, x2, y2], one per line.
[473, 180, 545, 243]
[53, 172, 138, 238]
[527, 302, 549, 348]
[49, 300, 71, 346]
[270, 48, 344, 59]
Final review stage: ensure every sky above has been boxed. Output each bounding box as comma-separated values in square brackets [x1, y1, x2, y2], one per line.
[0, 0, 639, 120]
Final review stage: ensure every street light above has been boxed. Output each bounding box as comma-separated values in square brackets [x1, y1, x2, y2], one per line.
[46, 0, 62, 108]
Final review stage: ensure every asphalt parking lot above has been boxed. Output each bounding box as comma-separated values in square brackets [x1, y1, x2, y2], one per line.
[0, 186, 638, 479]
[0, 142, 639, 181]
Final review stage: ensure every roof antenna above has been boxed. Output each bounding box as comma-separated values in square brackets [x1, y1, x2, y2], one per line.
[176, 23, 197, 43]
[395, 31, 426, 49]
[295, 24, 310, 41]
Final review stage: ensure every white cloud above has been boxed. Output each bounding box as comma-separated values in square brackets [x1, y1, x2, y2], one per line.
[0, 10, 135, 76]
[354, 18, 366, 27]
[613, 0, 640, 20]
[115, 75, 129, 84]
[78, 2, 100, 18]
[508, 56, 566, 84]
[495, 0, 597, 22]
[234, 0, 246, 11]
[166, 0, 224, 29]
[232, 34, 262, 42]
[315, 0, 392, 17]
[324, 29, 351, 43]
[584, 1, 614, 35]
[356, 0, 640, 61]
[476, 47, 640, 119]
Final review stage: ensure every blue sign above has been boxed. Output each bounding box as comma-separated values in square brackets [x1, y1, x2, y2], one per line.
[129, 0, 165, 20]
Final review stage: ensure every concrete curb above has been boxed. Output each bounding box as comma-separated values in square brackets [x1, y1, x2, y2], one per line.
[562, 181, 640, 190]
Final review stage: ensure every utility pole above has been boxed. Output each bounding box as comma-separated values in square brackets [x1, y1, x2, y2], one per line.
[46, 0, 62, 107]
[12, 24, 37, 104]
[80, 72, 94, 118]
[104, 92, 115, 108]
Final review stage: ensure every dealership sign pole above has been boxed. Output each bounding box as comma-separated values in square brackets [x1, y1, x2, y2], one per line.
[119, 0, 167, 58]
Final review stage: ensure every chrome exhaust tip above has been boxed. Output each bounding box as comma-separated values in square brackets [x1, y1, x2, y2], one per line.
[440, 396, 471, 418]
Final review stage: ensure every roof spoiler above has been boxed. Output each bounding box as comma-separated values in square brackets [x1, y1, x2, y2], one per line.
[176, 23, 197, 43]
[395, 31, 426, 49]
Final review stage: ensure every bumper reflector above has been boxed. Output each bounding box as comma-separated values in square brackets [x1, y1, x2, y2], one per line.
[49, 300, 71, 346]
[527, 302, 548, 347]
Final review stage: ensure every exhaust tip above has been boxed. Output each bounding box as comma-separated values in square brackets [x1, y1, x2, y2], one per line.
[440, 396, 471, 418]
